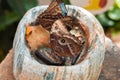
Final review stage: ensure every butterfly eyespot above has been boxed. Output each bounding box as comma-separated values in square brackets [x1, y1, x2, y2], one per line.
[60, 38, 66, 43]
[58, 38, 67, 45]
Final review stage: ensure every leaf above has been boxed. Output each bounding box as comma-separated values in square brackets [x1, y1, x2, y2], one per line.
[0, 12, 20, 30]
[108, 6, 120, 21]
[96, 13, 115, 27]
[7, 0, 38, 16]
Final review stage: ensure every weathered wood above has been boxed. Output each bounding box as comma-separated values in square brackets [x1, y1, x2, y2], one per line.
[13, 5, 105, 80]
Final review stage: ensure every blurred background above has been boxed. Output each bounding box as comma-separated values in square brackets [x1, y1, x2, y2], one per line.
[0, 0, 120, 62]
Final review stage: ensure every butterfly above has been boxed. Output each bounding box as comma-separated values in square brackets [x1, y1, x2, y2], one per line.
[34, 16, 87, 65]
[27, 0, 68, 65]
[50, 16, 87, 65]
[27, 0, 87, 66]
[33, 0, 67, 31]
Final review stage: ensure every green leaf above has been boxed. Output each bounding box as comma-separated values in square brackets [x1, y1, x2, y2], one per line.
[0, 12, 20, 30]
[96, 13, 115, 27]
[108, 6, 120, 21]
[7, 0, 38, 16]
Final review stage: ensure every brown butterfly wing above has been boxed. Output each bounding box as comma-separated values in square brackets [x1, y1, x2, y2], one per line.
[34, 1, 64, 31]
[30, 0, 68, 65]
[50, 17, 87, 65]
[45, 1, 62, 14]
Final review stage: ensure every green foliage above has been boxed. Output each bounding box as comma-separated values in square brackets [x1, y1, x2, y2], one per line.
[96, 13, 115, 27]
[108, 5, 120, 21]
[0, 0, 38, 31]
[0, 12, 20, 30]
[7, 0, 38, 16]
[96, 3, 120, 32]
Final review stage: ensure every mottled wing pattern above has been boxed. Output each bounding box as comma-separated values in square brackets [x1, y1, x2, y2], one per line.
[34, 0, 65, 31]
[50, 17, 87, 65]
[29, 1, 87, 66]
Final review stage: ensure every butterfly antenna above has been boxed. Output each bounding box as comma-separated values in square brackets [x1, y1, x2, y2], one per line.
[56, 0, 67, 16]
